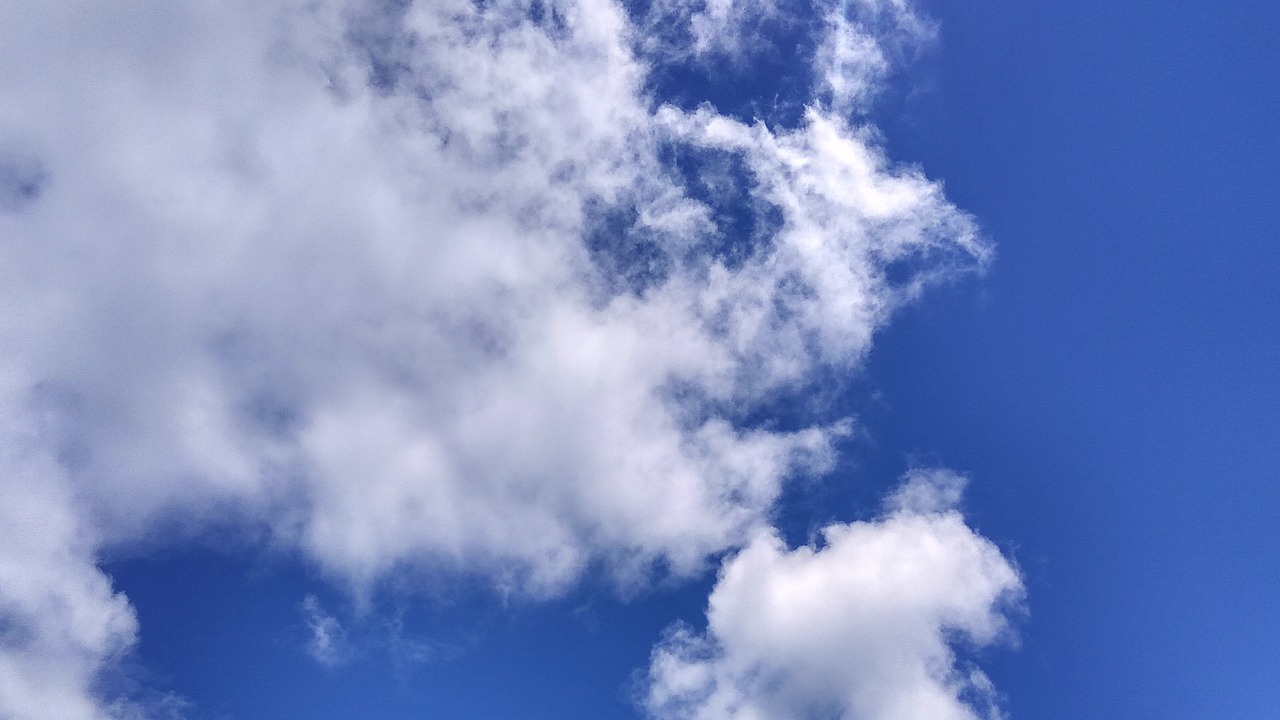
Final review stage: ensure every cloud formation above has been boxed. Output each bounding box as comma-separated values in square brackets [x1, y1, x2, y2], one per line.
[301, 595, 351, 667]
[0, 0, 999, 716]
[646, 470, 1023, 720]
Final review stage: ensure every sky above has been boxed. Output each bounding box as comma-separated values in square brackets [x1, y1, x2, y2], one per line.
[0, 1, 1277, 719]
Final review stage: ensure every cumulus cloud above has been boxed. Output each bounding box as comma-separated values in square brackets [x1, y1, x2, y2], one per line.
[645, 470, 1023, 720]
[0, 0, 993, 715]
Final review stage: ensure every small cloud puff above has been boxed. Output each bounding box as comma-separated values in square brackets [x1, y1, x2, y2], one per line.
[645, 470, 1022, 720]
[885, 467, 969, 515]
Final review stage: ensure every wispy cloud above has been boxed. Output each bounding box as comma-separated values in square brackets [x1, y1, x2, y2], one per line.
[301, 595, 351, 667]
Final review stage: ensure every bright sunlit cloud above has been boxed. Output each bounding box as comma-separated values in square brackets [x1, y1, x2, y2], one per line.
[646, 470, 1023, 720]
[0, 1, 1010, 718]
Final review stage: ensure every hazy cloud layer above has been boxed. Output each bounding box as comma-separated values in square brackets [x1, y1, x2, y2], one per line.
[0, 1, 1000, 717]
[646, 471, 1023, 720]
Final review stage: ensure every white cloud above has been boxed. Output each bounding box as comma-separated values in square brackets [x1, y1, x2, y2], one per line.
[637, 0, 784, 62]
[815, 0, 936, 113]
[0, 0, 992, 715]
[645, 470, 1023, 720]
[0, 441, 137, 720]
[636, 0, 935, 115]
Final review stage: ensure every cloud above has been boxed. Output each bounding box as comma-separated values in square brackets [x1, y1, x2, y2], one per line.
[301, 595, 351, 667]
[0, 146, 45, 213]
[637, 0, 786, 62]
[645, 470, 1023, 720]
[0, 445, 137, 720]
[0, 0, 992, 715]
[815, 0, 936, 113]
[636, 0, 936, 116]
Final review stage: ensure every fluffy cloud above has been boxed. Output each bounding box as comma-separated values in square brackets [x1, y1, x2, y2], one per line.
[0, 0, 993, 716]
[0, 441, 137, 720]
[646, 470, 1023, 720]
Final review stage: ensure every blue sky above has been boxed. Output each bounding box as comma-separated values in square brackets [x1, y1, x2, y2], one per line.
[1, 1, 1277, 719]
[878, 2, 1280, 715]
